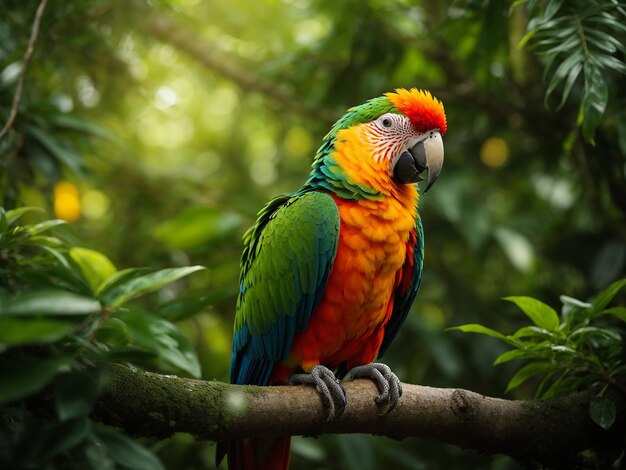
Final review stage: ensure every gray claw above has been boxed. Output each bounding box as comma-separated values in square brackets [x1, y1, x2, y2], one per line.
[348, 362, 403, 414]
[289, 365, 346, 421]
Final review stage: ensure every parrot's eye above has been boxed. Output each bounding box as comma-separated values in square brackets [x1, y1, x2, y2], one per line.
[381, 117, 392, 128]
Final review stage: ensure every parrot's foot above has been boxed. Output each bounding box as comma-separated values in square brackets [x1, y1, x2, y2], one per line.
[348, 363, 402, 414]
[288, 365, 347, 422]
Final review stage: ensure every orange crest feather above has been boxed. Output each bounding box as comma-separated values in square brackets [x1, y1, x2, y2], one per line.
[386, 88, 447, 135]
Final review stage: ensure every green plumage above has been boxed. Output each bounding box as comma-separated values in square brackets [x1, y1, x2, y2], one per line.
[302, 96, 398, 200]
[231, 192, 339, 385]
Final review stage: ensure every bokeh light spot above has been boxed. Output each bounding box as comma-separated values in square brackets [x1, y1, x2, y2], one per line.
[250, 160, 277, 186]
[294, 18, 330, 45]
[51, 92, 74, 113]
[224, 390, 248, 415]
[210, 87, 239, 116]
[193, 151, 221, 176]
[75, 75, 100, 108]
[54, 181, 80, 222]
[1, 61, 22, 85]
[284, 126, 313, 157]
[480, 137, 509, 168]
[155, 86, 179, 109]
[82, 190, 110, 220]
[150, 44, 178, 66]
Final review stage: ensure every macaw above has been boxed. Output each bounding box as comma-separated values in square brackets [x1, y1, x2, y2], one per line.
[218, 88, 446, 469]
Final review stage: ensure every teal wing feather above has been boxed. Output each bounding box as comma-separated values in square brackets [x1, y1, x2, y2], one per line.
[230, 191, 340, 385]
[378, 215, 424, 357]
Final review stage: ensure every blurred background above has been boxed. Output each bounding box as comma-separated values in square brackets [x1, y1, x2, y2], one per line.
[2, 0, 626, 468]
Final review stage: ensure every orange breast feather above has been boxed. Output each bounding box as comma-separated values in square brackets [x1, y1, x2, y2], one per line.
[278, 190, 417, 377]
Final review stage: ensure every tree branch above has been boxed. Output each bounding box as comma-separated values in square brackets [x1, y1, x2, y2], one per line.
[0, 0, 48, 141]
[94, 365, 625, 467]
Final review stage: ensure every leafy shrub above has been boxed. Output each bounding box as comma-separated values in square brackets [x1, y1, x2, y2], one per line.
[520, 0, 626, 142]
[0, 206, 205, 469]
[451, 279, 626, 430]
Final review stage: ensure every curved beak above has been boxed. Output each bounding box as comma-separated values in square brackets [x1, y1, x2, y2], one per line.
[392, 131, 444, 192]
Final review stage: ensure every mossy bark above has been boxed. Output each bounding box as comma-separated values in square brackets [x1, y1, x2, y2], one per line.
[93, 365, 625, 468]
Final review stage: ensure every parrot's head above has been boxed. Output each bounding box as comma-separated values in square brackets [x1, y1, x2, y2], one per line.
[306, 88, 446, 200]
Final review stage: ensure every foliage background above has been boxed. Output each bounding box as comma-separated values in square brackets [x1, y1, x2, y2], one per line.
[1, 0, 625, 468]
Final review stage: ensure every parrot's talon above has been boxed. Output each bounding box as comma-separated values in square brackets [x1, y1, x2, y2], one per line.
[348, 362, 402, 414]
[289, 365, 346, 422]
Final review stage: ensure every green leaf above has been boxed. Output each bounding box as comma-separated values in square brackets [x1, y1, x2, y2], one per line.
[95, 427, 165, 470]
[557, 61, 582, 109]
[112, 309, 201, 377]
[589, 396, 616, 430]
[96, 317, 130, 344]
[27, 125, 83, 174]
[586, 31, 617, 54]
[22, 417, 91, 466]
[543, 0, 565, 22]
[96, 267, 151, 297]
[569, 326, 622, 342]
[0, 355, 72, 404]
[504, 296, 560, 331]
[505, 361, 553, 393]
[587, 14, 626, 35]
[39, 245, 72, 269]
[581, 63, 608, 143]
[447, 324, 507, 340]
[519, 29, 537, 49]
[0, 316, 73, 348]
[600, 306, 626, 322]
[45, 417, 90, 455]
[545, 50, 582, 105]
[54, 370, 98, 420]
[512, 325, 551, 339]
[157, 287, 237, 321]
[5, 206, 44, 225]
[27, 219, 66, 235]
[69, 247, 118, 294]
[591, 278, 626, 314]
[103, 266, 206, 308]
[493, 348, 533, 365]
[449, 324, 524, 348]
[84, 440, 116, 470]
[535, 369, 558, 398]
[590, 53, 626, 74]
[50, 114, 116, 141]
[542, 375, 583, 399]
[560, 295, 591, 309]
[0, 290, 101, 316]
[29, 234, 65, 248]
[0, 210, 6, 233]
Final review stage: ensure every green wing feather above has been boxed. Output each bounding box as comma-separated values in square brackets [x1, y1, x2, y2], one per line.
[230, 191, 339, 385]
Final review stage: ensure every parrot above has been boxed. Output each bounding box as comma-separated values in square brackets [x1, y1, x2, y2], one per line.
[217, 88, 446, 469]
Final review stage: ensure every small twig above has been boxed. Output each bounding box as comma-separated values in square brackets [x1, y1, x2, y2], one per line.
[0, 0, 49, 141]
[86, 306, 112, 343]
